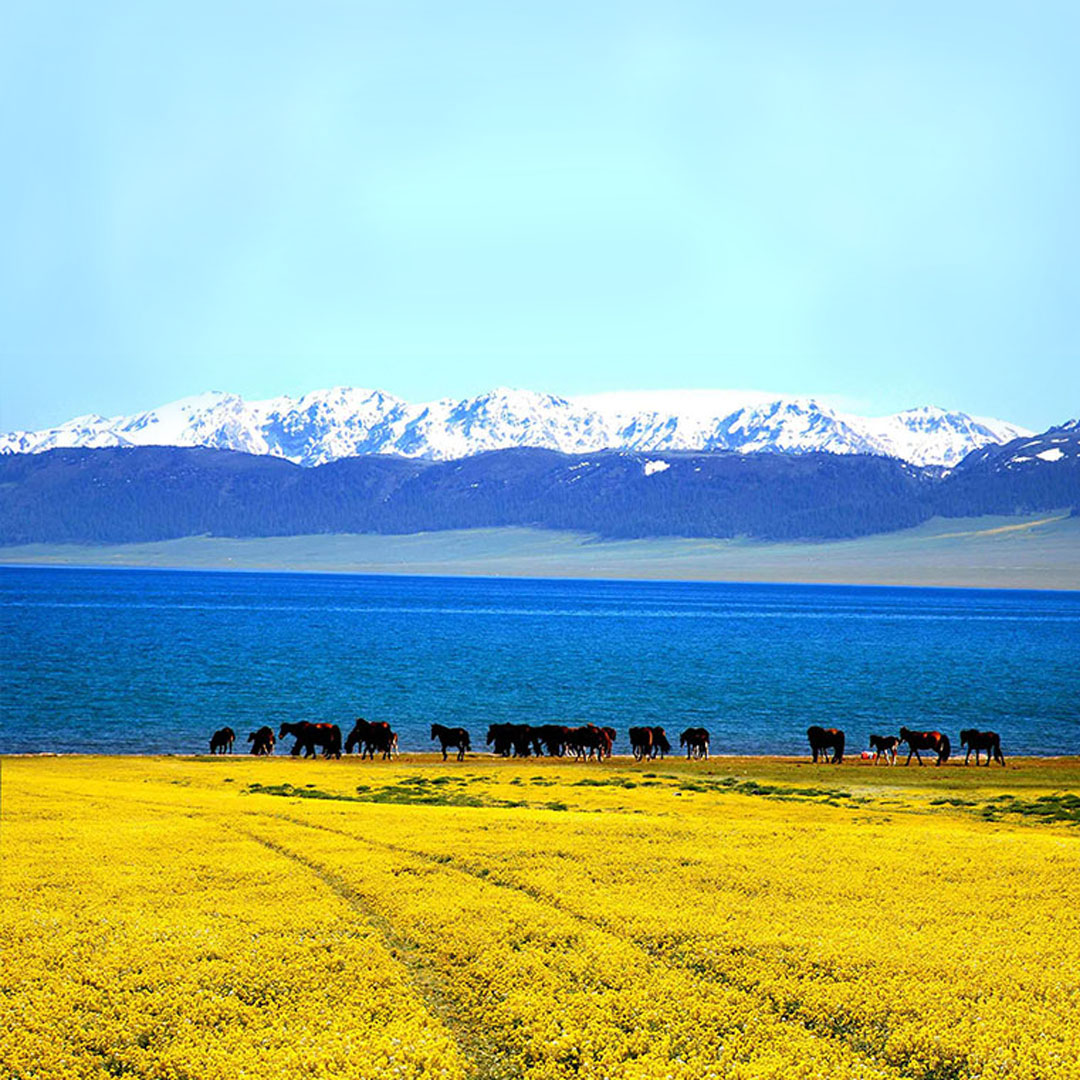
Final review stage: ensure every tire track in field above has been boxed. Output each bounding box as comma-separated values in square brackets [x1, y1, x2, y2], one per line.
[249, 807, 919, 1080]
[240, 827, 521, 1080]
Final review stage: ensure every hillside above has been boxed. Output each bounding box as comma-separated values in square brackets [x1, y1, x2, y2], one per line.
[1, 424, 1076, 548]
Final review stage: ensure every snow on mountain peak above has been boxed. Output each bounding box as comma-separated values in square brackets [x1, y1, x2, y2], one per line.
[0, 387, 1034, 468]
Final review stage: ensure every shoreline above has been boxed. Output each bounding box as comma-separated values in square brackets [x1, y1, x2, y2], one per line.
[5, 752, 1079, 763]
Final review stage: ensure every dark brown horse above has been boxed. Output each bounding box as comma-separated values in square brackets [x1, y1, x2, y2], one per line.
[807, 726, 845, 764]
[899, 726, 950, 766]
[565, 724, 607, 761]
[960, 729, 1006, 766]
[868, 734, 900, 765]
[486, 723, 533, 757]
[628, 726, 653, 761]
[209, 727, 235, 754]
[600, 727, 617, 759]
[345, 718, 395, 760]
[279, 721, 342, 759]
[532, 724, 569, 757]
[247, 726, 275, 756]
[431, 723, 471, 761]
[680, 727, 710, 760]
[650, 727, 671, 760]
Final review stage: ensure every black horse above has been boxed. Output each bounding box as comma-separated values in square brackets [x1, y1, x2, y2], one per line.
[960, 729, 1006, 767]
[899, 726, 950, 766]
[868, 734, 900, 765]
[278, 721, 342, 759]
[431, 723, 471, 761]
[247, 726, 275, 756]
[680, 727, 710, 759]
[209, 727, 235, 754]
[807, 726, 845, 764]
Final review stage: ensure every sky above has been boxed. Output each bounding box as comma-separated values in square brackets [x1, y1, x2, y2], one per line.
[2, 1, 1077, 433]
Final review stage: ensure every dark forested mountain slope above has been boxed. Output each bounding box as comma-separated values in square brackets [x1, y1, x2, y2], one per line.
[1, 428, 1076, 546]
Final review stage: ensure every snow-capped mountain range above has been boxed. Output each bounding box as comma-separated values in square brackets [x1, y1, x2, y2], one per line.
[0, 387, 1032, 469]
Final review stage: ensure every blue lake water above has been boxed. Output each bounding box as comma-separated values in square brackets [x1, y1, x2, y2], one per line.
[1, 566, 1078, 756]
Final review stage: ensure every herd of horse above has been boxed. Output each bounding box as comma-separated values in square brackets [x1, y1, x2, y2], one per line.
[209, 721, 1005, 765]
[807, 725, 1006, 766]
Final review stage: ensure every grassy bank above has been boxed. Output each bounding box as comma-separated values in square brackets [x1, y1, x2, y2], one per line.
[2, 512, 1078, 590]
[3, 755, 1079, 1079]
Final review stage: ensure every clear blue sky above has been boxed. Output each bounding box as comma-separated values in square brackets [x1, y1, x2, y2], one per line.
[2, 1, 1077, 432]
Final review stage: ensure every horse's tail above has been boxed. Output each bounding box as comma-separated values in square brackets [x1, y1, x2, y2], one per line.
[939, 733, 951, 762]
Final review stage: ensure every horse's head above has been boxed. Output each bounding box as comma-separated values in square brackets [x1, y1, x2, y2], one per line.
[430, 723, 438, 739]
[899, 726, 912, 742]
[959, 729, 975, 746]
[278, 723, 292, 738]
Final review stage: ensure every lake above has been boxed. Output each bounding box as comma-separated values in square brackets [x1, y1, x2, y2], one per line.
[2, 566, 1078, 755]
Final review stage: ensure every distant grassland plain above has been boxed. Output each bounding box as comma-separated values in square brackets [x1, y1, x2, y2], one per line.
[3, 754, 1080, 1080]
[2, 512, 1078, 590]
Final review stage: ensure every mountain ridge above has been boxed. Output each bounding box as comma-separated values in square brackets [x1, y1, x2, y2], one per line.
[0, 387, 1031, 469]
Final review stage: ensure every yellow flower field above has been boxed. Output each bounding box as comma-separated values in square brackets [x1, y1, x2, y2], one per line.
[2, 755, 1078, 1079]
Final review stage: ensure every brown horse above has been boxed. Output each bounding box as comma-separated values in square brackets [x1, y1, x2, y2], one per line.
[209, 727, 235, 754]
[278, 721, 342, 759]
[680, 727, 710, 760]
[960, 729, 1006, 767]
[899, 726, 950, 766]
[431, 723, 471, 761]
[807, 726, 845, 764]
[247, 726, 275, 756]
[868, 734, 900, 765]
